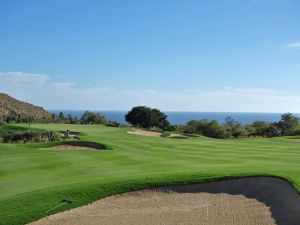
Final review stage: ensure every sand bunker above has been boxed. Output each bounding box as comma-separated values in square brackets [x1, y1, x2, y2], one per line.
[169, 133, 188, 139]
[127, 129, 162, 137]
[28, 176, 300, 225]
[289, 139, 300, 143]
[29, 191, 275, 225]
[127, 129, 187, 139]
[47, 141, 105, 151]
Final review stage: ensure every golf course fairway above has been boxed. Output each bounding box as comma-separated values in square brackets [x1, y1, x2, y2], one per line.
[1, 123, 300, 224]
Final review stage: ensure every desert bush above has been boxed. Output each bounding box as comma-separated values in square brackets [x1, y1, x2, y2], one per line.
[0, 125, 60, 143]
[106, 120, 121, 127]
[80, 111, 107, 124]
[184, 120, 229, 139]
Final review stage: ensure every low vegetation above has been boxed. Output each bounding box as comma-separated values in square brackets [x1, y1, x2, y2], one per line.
[1, 94, 300, 140]
[180, 113, 300, 139]
[0, 125, 60, 143]
[124, 106, 300, 139]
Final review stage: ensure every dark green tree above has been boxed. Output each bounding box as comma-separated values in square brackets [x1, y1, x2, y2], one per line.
[125, 106, 170, 129]
[184, 120, 229, 139]
[67, 114, 75, 124]
[250, 121, 273, 137]
[51, 113, 56, 121]
[58, 112, 65, 122]
[279, 113, 299, 136]
[80, 111, 107, 124]
[224, 117, 243, 138]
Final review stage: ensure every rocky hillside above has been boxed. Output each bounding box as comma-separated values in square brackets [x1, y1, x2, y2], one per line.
[0, 93, 51, 119]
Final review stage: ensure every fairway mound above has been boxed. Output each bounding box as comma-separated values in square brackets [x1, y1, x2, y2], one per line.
[28, 176, 300, 225]
[47, 141, 105, 150]
[127, 129, 162, 137]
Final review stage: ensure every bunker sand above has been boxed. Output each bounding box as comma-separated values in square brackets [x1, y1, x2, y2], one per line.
[289, 139, 300, 143]
[29, 176, 300, 225]
[28, 191, 276, 225]
[127, 128, 162, 137]
[46, 141, 105, 151]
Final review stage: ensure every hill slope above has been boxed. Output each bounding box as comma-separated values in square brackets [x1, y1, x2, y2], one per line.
[0, 93, 51, 119]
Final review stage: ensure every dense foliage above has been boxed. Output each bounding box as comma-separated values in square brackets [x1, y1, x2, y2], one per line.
[0, 125, 60, 143]
[183, 120, 228, 139]
[181, 113, 300, 139]
[1, 111, 110, 125]
[2, 107, 300, 139]
[125, 106, 170, 130]
[80, 111, 107, 125]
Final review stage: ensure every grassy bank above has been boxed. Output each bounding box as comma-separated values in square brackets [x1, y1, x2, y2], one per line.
[1, 123, 300, 224]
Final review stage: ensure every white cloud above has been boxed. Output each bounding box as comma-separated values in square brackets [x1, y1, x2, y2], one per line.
[1, 71, 300, 112]
[0, 71, 48, 87]
[50, 82, 74, 88]
[284, 41, 300, 49]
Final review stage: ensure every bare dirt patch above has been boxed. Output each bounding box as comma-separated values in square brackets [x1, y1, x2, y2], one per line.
[28, 190, 276, 225]
[289, 139, 300, 143]
[46, 141, 105, 151]
[127, 129, 162, 137]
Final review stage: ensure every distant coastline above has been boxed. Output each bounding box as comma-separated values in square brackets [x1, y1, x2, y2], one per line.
[48, 110, 300, 125]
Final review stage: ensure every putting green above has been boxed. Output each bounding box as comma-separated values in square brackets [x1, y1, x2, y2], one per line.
[1, 123, 300, 225]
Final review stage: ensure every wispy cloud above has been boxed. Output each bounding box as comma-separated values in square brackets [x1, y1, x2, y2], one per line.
[50, 82, 74, 89]
[1, 71, 300, 112]
[283, 41, 300, 49]
[0, 71, 48, 87]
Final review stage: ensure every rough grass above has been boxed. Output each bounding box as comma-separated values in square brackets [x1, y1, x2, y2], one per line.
[1, 123, 300, 225]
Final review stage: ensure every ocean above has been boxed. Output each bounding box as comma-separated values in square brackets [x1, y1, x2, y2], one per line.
[48, 110, 300, 125]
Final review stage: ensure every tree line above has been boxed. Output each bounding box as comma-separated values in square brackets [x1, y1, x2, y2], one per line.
[125, 106, 300, 139]
[1, 111, 120, 127]
[2, 106, 300, 139]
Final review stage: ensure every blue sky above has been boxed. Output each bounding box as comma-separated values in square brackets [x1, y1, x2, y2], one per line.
[0, 0, 300, 112]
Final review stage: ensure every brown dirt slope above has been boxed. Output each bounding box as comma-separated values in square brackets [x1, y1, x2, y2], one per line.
[0, 93, 51, 119]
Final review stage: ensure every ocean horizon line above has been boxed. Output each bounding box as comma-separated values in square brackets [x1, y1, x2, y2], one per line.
[48, 110, 300, 114]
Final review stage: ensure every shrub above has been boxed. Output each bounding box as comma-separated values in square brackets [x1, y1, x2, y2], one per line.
[80, 111, 107, 125]
[106, 120, 121, 127]
[184, 120, 229, 139]
[0, 125, 60, 143]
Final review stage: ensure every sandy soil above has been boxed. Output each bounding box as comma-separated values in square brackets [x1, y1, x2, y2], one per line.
[46, 141, 104, 151]
[127, 129, 162, 137]
[47, 145, 96, 150]
[169, 134, 188, 139]
[289, 139, 300, 142]
[28, 190, 276, 225]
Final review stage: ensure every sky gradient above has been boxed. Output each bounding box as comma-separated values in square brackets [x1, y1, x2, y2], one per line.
[0, 0, 300, 112]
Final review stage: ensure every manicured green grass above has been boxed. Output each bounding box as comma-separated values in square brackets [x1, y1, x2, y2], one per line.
[1, 123, 300, 224]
